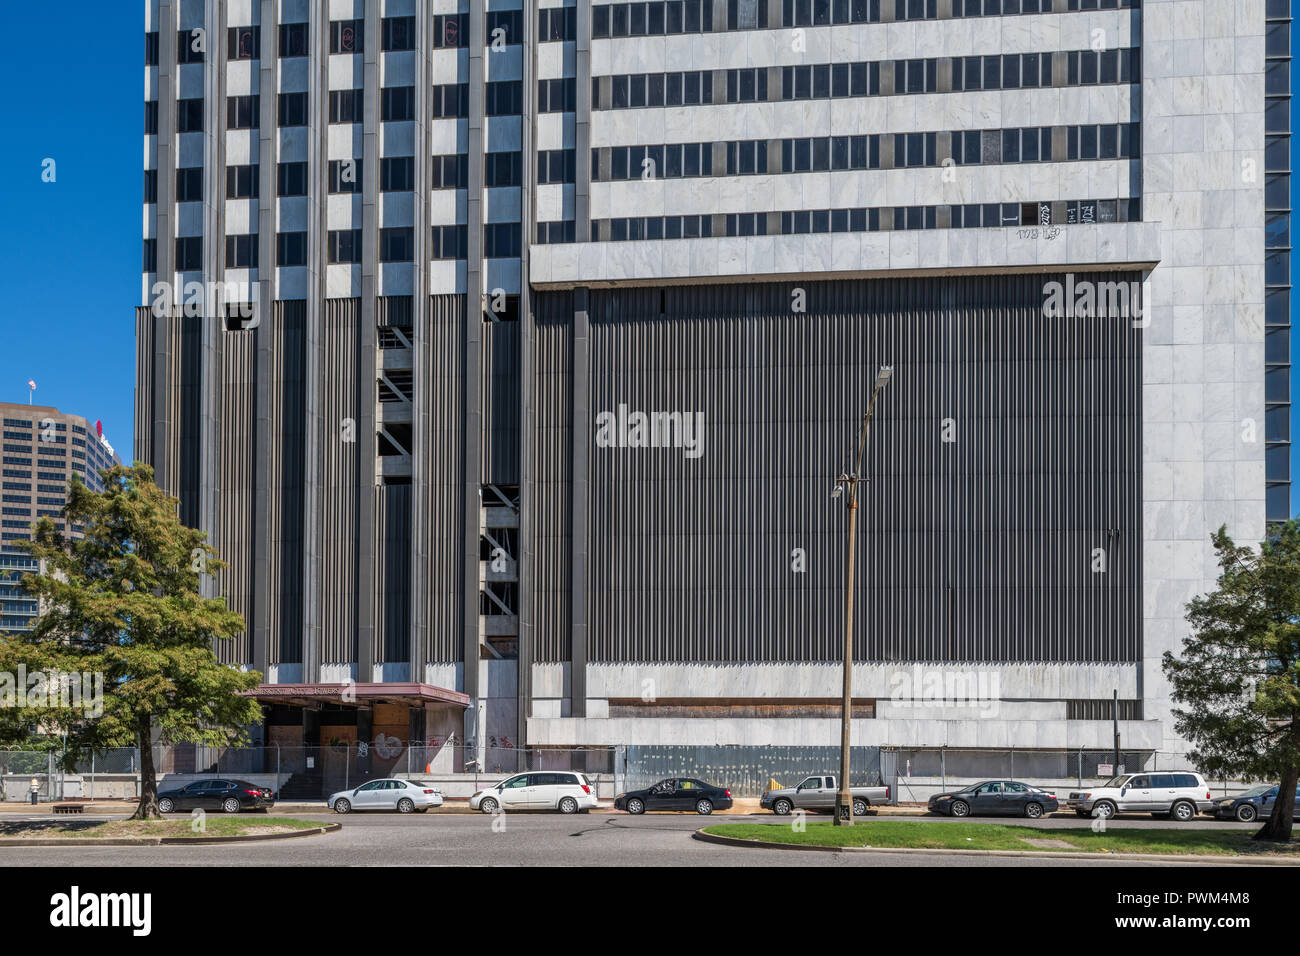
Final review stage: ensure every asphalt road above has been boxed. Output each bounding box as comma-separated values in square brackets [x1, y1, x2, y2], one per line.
[0, 811, 1253, 867]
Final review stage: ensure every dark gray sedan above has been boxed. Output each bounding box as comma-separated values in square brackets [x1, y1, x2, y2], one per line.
[928, 780, 1060, 819]
[1208, 784, 1300, 822]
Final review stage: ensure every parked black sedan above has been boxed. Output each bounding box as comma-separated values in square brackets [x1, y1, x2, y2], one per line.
[615, 778, 733, 815]
[928, 780, 1060, 819]
[156, 779, 276, 814]
[1208, 784, 1300, 822]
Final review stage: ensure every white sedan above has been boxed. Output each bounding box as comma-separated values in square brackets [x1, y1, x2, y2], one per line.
[328, 778, 444, 814]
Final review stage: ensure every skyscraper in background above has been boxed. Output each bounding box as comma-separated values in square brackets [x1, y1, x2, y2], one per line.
[0, 403, 121, 634]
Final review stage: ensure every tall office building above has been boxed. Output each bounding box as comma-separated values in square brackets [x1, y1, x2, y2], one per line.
[0, 404, 121, 634]
[137, 0, 1291, 774]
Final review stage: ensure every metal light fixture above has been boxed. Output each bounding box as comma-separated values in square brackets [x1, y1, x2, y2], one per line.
[831, 365, 893, 827]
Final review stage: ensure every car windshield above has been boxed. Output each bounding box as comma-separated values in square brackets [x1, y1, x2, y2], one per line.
[1101, 775, 1133, 788]
[1240, 785, 1273, 797]
[958, 783, 984, 793]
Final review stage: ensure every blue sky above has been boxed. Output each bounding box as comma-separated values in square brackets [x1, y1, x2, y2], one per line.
[0, 4, 1294, 513]
[0, 8, 139, 454]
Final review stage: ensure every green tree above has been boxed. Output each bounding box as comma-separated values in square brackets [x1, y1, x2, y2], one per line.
[0, 463, 261, 819]
[1164, 521, 1300, 842]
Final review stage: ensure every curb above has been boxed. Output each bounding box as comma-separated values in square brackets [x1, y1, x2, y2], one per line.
[0, 822, 341, 847]
[690, 829, 1300, 865]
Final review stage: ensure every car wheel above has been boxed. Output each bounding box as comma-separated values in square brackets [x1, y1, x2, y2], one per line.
[1171, 800, 1196, 822]
[1235, 804, 1257, 823]
[397, 798, 415, 814]
[626, 797, 645, 815]
[852, 799, 868, 817]
[479, 797, 499, 814]
[333, 798, 351, 814]
[950, 800, 971, 818]
[221, 797, 241, 814]
[772, 798, 793, 816]
[1024, 802, 1044, 819]
[158, 798, 174, 814]
[1092, 801, 1116, 819]
[696, 799, 714, 815]
[559, 796, 579, 814]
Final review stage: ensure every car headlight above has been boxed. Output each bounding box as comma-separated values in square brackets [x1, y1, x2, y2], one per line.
[616, 793, 626, 799]
[936, 795, 950, 801]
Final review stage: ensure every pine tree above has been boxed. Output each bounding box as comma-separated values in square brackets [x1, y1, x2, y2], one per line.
[1164, 521, 1300, 842]
[0, 463, 262, 819]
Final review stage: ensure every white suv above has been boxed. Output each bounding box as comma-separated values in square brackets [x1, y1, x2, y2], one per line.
[1065, 772, 1214, 821]
[470, 771, 599, 814]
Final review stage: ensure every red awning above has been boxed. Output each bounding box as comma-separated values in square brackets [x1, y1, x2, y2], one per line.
[243, 682, 469, 708]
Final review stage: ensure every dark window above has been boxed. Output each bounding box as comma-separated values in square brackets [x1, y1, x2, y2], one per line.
[379, 227, 414, 262]
[177, 98, 204, 133]
[277, 161, 308, 196]
[486, 81, 523, 116]
[330, 89, 365, 124]
[143, 238, 157, 271]
[225, 234, 259, 268]
[279, 22, 309, 58]
[226, 164, 259, 199]
[144, 101, 158, 135]
[382, 86, 415, 121]
[328, 229, 362, 264]
[175, 236, 202, 270]
[328, 159, 362, 193]
[228, 26, 259, 59]
[175, 167, 203, 202]
[382, 16, 416, 51]
[276, 231, 308, 266]
[434, 13, 467, 47]
[381, 156, 415, 191]
[176, 29, 204, 64]
[539, 6, 578, 40]
[331, 19, 364, 53]
[143, 169, 157, 203]
[145, 32, 159, 66]
[433, 84, 469, 118]
[487, 10, 523, 44]
[278, 92, 309, 126]
[432, 154, 467, 189]
[432, 224, 468, 259]
[484, 222, 522, 258]
[485, 152, 522, 186]
[227, 94, 259, 129]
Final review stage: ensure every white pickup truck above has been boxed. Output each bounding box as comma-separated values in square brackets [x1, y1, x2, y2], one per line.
[760, 774, 891, 816]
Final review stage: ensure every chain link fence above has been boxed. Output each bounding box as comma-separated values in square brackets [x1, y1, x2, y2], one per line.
[2, 743, 1259, 804]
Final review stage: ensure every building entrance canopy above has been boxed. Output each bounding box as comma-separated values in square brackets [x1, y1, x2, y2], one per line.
[243, 682, 469, 709]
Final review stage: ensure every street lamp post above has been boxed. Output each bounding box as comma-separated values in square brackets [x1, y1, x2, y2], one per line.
[831, 365, 892, 826]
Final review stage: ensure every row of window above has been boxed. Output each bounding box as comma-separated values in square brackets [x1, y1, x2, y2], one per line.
[148, 9, 588, 66]
[158, 151, 528, 204]
[171, 223, 531, 269]
[593, 49, 1139, 109]
[146, 18, 419, 66]
[591, 0, 1137, 37]
[584, 196, 1140, 242]
[152, 81, 523, 136]
[151, 126, 1132, 202]
[594, 124, 1140, 180]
